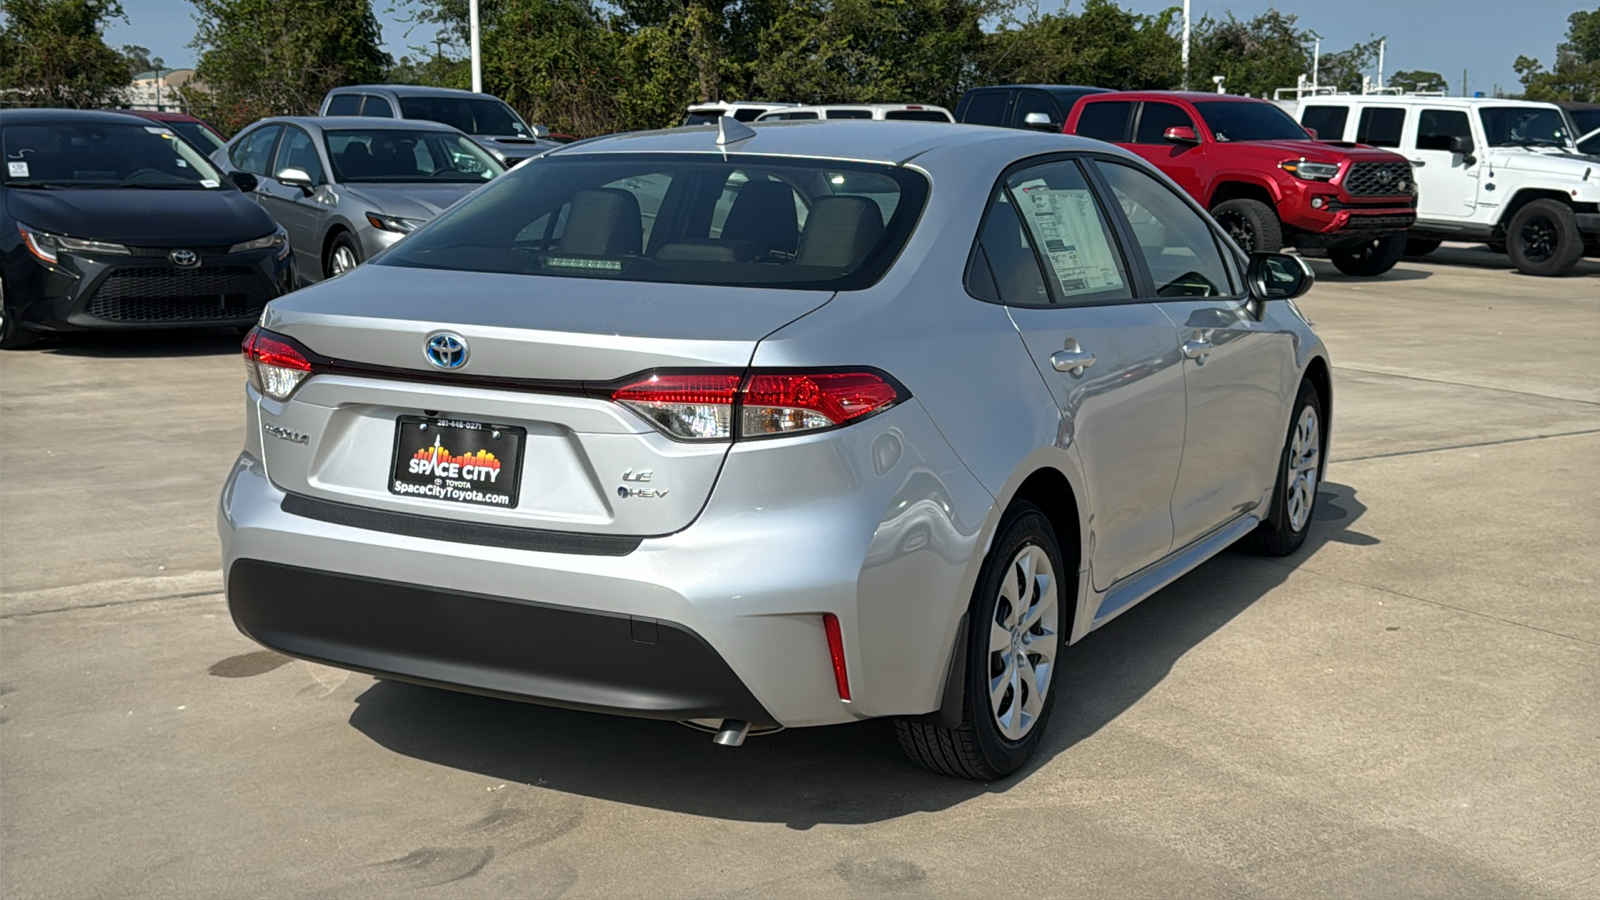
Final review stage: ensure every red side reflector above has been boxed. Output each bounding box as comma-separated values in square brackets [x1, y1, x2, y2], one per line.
[823, 613, 851, 701]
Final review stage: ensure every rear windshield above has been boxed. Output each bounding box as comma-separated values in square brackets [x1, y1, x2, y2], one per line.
[885, 110, 952, 122]
[2, 120, 225, 189]
[379, 153, 929, 290]
[398, 96, 533, 137]
[1193, 100, 1309, 142]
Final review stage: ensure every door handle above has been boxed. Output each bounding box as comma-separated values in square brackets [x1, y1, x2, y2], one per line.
[1051, 348, 1096, 375]
[1409, 158, 1426, 167]
[1182, 338, 1213, 360]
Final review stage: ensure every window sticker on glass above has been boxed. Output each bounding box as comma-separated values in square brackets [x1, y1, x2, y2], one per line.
[1009, 181, 1126, 297]
[8, 161, 28, 178]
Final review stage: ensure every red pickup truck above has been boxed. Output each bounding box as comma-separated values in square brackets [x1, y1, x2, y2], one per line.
[1065, 91, 1418, 276]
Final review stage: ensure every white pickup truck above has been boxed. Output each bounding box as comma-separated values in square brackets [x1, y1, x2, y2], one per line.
[1287, 95, 1600, 276]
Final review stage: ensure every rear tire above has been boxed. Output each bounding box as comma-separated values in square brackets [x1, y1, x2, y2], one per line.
[1330, 233, 1406, 276]
[1211, 198, 1283, 254]
[1506, 199, 1584, 276]
[1403, 237, 1441, 257]
[0, 278, 39, 350]
[895, 502, 1065, 779]
[1242, 380, 1323, 557]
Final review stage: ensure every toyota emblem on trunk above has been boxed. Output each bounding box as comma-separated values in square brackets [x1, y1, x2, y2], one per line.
[425, 333, 468, 370]
[169, 249, 199, 267]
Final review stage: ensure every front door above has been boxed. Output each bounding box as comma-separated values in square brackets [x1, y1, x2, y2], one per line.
[974, 157, 1187, 591]
[1126, 100, 1205, 199]
[258, 126, 330, 278]
[1093, 158, 1294, 549]
[1409, 108, 1481, 221]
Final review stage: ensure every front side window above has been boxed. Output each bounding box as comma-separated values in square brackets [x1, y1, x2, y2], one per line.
[1005, 160, 1131, 305]
[1478, 106, 1572, 148]
[397, 96, 532, 136]
[1193, 100, 1308, 142]
[1074, 101, 1134, 142]
[2, 120, 228, 189]
[1012, 92, 1055, 128]
[1134, 102, 1196, 144]
[1415, 110, 1472, 151]
[1356, 107, 1406, 147]
[379, 154, 928, 291]
[324, 129, 502, 184]
[273, 127, 325, 184]
[1300, 105, 1349, 140]
[1095, 160, 1235, 298]
[231, 124, 282, 175]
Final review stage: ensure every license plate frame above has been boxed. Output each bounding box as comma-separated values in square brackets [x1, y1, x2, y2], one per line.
[389, 415, 526, 508]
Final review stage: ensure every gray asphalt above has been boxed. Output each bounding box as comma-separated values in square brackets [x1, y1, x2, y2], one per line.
[2, 245, 1597, 898]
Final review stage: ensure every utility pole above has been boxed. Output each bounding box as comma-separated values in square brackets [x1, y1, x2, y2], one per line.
[470, 0, 482, 93]
[1312, 37, 1320, 88]
[1376, 38, 1385, 91]
[1181, 0, 1191, 91]
[1462, 68, 1468, 97]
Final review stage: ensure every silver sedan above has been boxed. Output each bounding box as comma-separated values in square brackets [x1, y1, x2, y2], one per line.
[220, 120, 1330, 779]
[211, 116, 503, 284]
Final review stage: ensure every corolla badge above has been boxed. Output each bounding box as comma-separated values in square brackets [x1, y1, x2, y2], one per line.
[425, 333, 469, 370]
[169, 249, 199, 267]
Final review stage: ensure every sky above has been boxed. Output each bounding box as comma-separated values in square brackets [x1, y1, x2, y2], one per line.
[107, 0, 1581, 99]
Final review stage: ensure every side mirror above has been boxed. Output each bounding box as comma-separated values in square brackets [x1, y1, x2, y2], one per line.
[1303, 126, 1318, 139]
[1022, 111, 1058, 131]
[529, 124, 550, 139]
[1448, 134, 1477, 165]
[1247, 251, 1314, 301]
[1164, 125, 1201, 145]
[275, 167, 314, 195]
[228, 171, 258, 193]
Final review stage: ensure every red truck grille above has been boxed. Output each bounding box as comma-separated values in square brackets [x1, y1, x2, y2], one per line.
[1344, 162, 1413, 196]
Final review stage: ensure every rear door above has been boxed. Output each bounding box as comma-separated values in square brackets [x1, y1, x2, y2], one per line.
[1410, 108, 1481, 221]
[979, 156, 1187, 590]
[1092, 158, 1293, 549]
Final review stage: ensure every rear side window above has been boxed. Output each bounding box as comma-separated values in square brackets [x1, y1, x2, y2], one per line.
[1415, 109, 1471, 150]
[967, 192, 1049, 305]
[380, 154, 929, 291]
[731, 109, 764, 122]
[360, 96, 394, 117]
[1074, 101, 1134, 142]
[1300, 105, 1348, 140]
[961, 93, 1010, 127]
[230, 124, 282, 175]
[325, 94, 361, 116]
[1356, 107, 1406, 147]
[1134, 102, 1195, 144]
[1004, 159, 1131, 306]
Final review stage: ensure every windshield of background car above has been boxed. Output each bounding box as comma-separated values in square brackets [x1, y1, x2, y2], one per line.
[1193, 100, 1309, 142]
[1479, 107, 1574, 148]
[378, 153, 929, 290]
[1567, 108, 1600, 134]
[324, 129, 504, 183]
[170, 121, 226, 155]
[2, 121, 226, 189]
[397, 96, 532, 137]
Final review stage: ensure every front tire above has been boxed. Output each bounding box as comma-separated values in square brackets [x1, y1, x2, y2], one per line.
[1330, 233, 1406, 276]
[1211, 198, 1283, 254]
[895, 502, 1065, 779]
[325, 233, 361, 279]
[1243, 380, 1323, 557]
[1506, 199, 1584, 276]
[0, 278, 39, 350]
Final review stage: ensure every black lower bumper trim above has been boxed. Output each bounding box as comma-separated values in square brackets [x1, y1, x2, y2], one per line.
[227, 559, 775, 726]
[280, 492, 643, 557]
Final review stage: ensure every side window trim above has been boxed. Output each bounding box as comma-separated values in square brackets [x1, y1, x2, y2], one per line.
[963, 151, 1150, 308]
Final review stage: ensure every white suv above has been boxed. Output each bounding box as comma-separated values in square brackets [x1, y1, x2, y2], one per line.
[1291, 95, 1600, 276]
[755, 104, 955, 123]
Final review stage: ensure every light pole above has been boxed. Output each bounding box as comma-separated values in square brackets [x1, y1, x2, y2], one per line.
[1181, 0, 1191, 91]
[153, 58, 166, 112]
[470, 0, 482, 94]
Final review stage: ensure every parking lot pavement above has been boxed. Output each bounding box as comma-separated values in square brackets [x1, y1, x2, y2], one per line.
[2, 252, 1596, 898]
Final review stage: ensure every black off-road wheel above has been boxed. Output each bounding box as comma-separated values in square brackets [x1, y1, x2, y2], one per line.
[895, 502, 1066, 779]
[1242, 380, 1324, 557]
[1211, 198, 1284, 254]
[1506, 199, 1584, 276]
[1330, 233, 1406, 276]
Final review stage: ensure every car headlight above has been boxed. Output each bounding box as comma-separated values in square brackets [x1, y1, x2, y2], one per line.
[17, 223, 130, 263]
[1279, 159, 1341, 181]
[365, 213, 425, 234]
[229, 225, 291, 260]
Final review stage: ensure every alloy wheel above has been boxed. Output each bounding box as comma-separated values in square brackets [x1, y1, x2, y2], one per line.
[1518, 215, 1557, 263]
[987, 543, 1058, 742]
[330, 246, 358, 276]
[1286, 405, 1321, 533]
[1217, 213, 1255, 252]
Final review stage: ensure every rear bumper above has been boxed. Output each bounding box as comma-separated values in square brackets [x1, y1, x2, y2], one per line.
[227, 558, 776, 725]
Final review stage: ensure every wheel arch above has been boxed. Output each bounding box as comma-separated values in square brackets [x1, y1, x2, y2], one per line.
[321, 223, 356, 273]
[1208, 178, 1280, 209]
[1496, 188, 1573, 229]
[1301, 353, 1333, 481]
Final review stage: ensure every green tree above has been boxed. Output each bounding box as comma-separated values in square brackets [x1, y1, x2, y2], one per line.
[1388, 69, 1447, 94]
[979, 0, 1179, 92]
[1515, 6, 1600, 102]
[119, 42, 153, 76]
[187, 0, 391, 132]
[0, 0, 130, 107]
[1188, 10, 1311, 98]
[1317, 35, 1383, 94]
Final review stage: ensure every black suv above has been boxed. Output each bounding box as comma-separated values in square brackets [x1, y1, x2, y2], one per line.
[955, 85, 1111, 132]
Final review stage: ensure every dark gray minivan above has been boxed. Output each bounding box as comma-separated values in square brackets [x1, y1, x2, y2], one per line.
[318, 85, 559, 166]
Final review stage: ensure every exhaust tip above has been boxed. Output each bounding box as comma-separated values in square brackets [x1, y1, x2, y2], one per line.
[712, 719, 751, 747]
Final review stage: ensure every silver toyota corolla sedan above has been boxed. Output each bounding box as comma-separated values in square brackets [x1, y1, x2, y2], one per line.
[220, 119, 1330, 779]
[211, 116, 503, 283]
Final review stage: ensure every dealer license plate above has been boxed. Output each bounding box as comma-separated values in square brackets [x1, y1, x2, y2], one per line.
[389, 416, 525, 508]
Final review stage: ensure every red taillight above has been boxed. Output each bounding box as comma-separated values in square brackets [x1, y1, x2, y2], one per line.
[823, 613, 851, 701]
[242, 326, 317, 401]
[611, 369, 903, 442]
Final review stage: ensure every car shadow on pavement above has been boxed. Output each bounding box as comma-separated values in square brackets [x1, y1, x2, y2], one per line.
[1303, 261, 1434, 283]
[347, 482, 1374, 829]
[34, 327, 244, 358]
